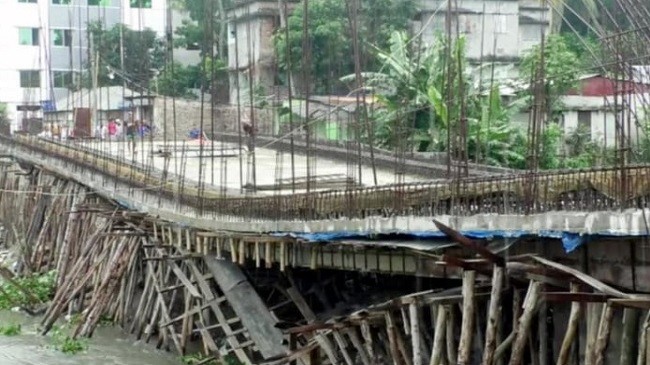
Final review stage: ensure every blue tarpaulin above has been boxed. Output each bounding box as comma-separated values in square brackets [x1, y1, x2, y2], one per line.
[270, 229, 629, 253]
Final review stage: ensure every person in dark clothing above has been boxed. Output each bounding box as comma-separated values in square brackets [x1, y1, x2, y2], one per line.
[126, 120, 139, 155]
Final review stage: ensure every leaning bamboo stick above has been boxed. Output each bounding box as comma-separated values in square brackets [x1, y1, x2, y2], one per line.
[482, 266, 504, 365]
[508, 281, 541, 365]
[556, 283, 582, 365]
[636, 310, 650, 365]
[429, 305, 447, 365]
[593, 304, 615, 365]
[386, 311, 403, 365]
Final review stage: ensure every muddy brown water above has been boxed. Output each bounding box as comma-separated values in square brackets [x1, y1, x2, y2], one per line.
[0, 310, 181, 365]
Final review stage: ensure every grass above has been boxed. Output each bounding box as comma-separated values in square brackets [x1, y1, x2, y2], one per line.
[50, 325, 87, 355]
[0, 323, 21, 336]
[0, 270, 57, 310]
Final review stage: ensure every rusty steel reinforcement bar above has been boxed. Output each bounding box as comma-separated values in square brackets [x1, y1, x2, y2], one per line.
[6, 134, 650, 221]
[211, 132, 516, 178]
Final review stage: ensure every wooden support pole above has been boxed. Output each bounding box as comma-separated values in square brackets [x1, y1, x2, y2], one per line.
[410, 301, 423, 365]
[636, 310, 650, 365]
[620, 308, 639, 365]
[585, 303, 603, 365]
[229, 238, 237, 262]
[238, 239, 246, 265]
[386, 311, 403, 365]
[265, 241, 273, 268]
[593, 304, 614, 365]
[457, 270, 476, 365]
[446, 305, 457, 365]
[508, 281, 542, 365]
[556, 283, 582, 365]
[430, 305, 447, 365]
[361, 320, 375, 362]
[482, 265, 504, 365]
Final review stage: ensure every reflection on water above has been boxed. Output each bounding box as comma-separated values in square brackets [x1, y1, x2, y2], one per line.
[0, 311, 181, 365]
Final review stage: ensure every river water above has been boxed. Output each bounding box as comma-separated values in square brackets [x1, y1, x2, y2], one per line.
[0, 311, 181, 365]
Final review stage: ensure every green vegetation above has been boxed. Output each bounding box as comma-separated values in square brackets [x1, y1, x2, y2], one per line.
[274, 0, 416, 93]
[0, 324, 22, 336]
[0, 270, 57, 310]
[519, 34, 581, 115]
[50, 325, 87, 355]
[87, 21, 165, 89]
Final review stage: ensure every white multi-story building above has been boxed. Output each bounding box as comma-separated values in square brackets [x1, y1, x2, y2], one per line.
[0, 0, 168, 132]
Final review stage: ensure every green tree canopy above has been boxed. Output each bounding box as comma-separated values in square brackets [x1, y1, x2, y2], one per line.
[87, 21, 165, 89]
[519, 34, 581, 112]
[274, 0, 416, 94]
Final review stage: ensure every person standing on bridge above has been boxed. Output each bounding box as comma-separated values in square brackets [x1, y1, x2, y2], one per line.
[126, 120, 138, 157]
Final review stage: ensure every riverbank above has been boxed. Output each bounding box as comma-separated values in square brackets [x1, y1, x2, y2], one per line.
[0, 310, 180, 365]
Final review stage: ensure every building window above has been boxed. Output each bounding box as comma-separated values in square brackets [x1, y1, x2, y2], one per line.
[18, 28, 39, 46]
[52, 29, 72, 46]
[88, 0, 110, 5]
[458, 15, 473, 34]
[129, 0, 151, 8]
[577, 111, 592, 139]
[52, 71, 74, 88]
[20, 70, 41, 88]
[18, 0, 37, 3]
[52, 0, 70, 4]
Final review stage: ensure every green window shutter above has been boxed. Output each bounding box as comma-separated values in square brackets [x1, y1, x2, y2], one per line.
[19, 28, 31, 45]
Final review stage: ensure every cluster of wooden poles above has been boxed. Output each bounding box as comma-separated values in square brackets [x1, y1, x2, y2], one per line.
[3, 162, 650, 365]
[261, 222, 650, 365]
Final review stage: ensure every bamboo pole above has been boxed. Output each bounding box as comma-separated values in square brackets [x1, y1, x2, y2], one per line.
[620, 308, 639, 365]
[508, 281, 541, 365]
[593, 304, 614, 365]
[446, 305, 457, 365]
[410, 301, 423, 365]
[457, 270, 476, 365]
[430, 305, 447, 365]
[482, 266, 504, 365]
[636, 311, 650, 365]
[585, 303, 604, 365]
[556, 283, 582, 365]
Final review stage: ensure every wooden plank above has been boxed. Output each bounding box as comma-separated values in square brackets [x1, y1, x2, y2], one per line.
[531, 256, 632, 299]
[432, 220, 504, 266]
[187, 260, 251, 364]
[543, 292, 610, 303]
[203, 256, 287, 359]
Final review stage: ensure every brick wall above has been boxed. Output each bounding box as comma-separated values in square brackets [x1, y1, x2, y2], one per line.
[152, 97, 274, 140]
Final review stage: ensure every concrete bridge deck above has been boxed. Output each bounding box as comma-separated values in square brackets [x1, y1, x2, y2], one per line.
[3, 134, 650, 243]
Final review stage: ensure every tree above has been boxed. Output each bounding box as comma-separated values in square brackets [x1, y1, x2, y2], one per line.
[357, 31, 527, 167]
[274, 0, 416, 94]
[156, 63, 202, 98]
[173, 0, 231, 59]
[0, 103, 10, 134]
[87, 21, 165, 89]
[520, 34, 581, 115]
